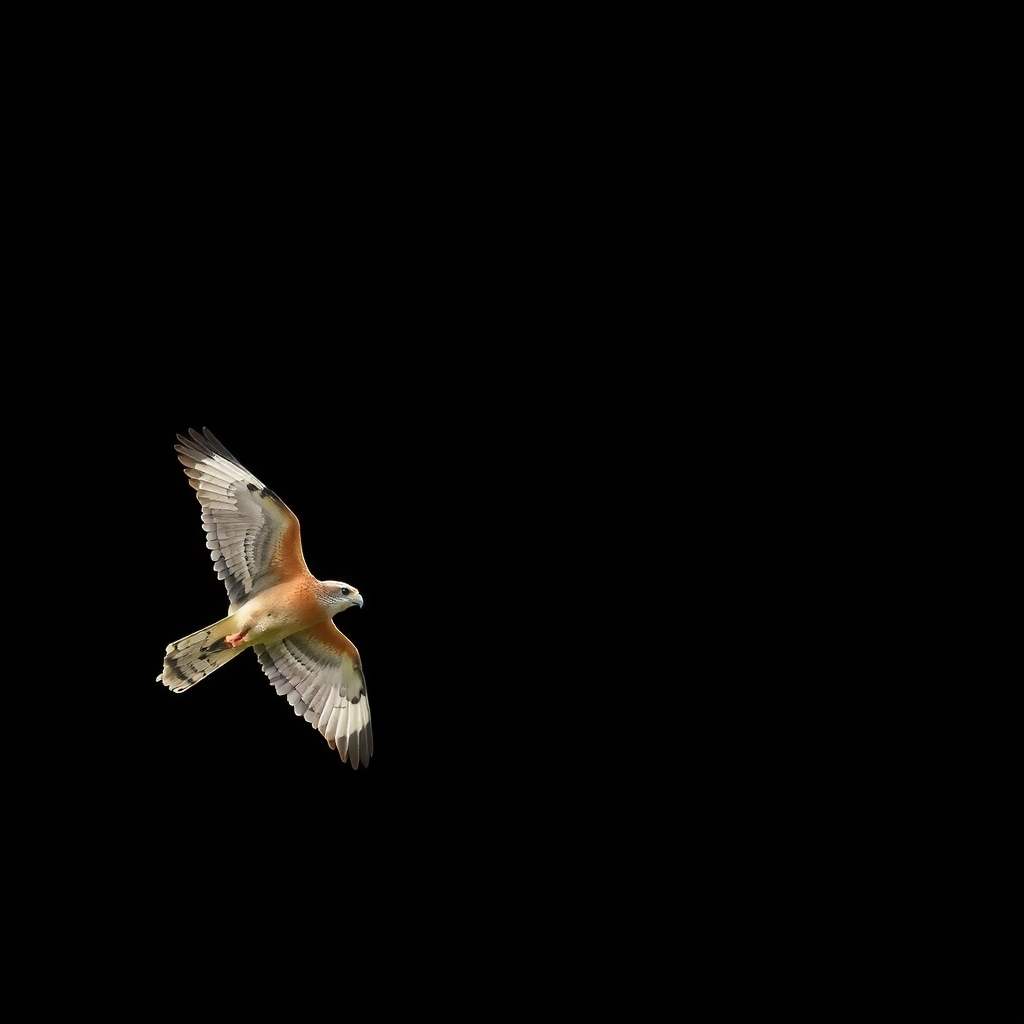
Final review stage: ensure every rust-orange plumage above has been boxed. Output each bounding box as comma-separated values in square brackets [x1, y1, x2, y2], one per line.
[157, 427, 372, 768]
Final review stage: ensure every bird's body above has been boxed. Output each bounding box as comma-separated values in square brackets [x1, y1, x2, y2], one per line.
[158, 428, 372, 768]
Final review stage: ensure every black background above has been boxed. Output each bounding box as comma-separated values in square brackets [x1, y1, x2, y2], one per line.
[7, 23, 1017, 1024]
[12, 320, 1016, 1024]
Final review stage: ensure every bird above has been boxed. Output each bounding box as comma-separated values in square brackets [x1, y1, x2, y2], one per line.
[157, 427, 372, 768]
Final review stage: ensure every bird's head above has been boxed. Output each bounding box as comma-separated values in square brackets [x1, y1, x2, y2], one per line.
[324, 581, 363, 613]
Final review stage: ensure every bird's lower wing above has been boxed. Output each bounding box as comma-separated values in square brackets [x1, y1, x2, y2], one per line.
[254, 620, 372, 769]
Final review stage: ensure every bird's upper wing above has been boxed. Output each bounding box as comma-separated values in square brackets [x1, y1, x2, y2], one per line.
[174, 427, 309, 609]
[254, 620, 373, 769]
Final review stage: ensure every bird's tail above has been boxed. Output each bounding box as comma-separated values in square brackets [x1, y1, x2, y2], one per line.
[157, 617, 245, 693]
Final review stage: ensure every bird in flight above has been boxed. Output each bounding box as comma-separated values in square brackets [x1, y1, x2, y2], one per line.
[157, 427, 372, 768]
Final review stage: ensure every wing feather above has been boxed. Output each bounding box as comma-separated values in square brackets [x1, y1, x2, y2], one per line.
[254, 621, 372, 769]
[336, 704, 351, 761]
[173, 427, 309, 608]
[323, 702, 342, 748]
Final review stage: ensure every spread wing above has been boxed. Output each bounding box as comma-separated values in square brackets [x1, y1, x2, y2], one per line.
[174, 427, 309, 610]
[254, 620, 373, 769]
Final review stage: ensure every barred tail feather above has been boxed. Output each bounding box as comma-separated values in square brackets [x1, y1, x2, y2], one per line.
[157, 618, 245, 693]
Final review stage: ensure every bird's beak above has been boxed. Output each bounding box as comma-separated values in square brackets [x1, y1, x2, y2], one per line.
[352, 594, 364, 608]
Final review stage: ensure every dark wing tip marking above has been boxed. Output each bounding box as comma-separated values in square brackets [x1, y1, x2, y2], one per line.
[175, 427, 246, 469]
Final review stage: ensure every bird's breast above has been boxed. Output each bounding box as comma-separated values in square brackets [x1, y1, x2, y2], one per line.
[236, 578, 331, 643]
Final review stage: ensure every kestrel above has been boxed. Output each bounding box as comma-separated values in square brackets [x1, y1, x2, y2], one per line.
[157, 428, 372, 768]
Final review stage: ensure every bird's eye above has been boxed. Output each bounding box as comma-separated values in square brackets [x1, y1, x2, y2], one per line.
[341, 587, 351, 595]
